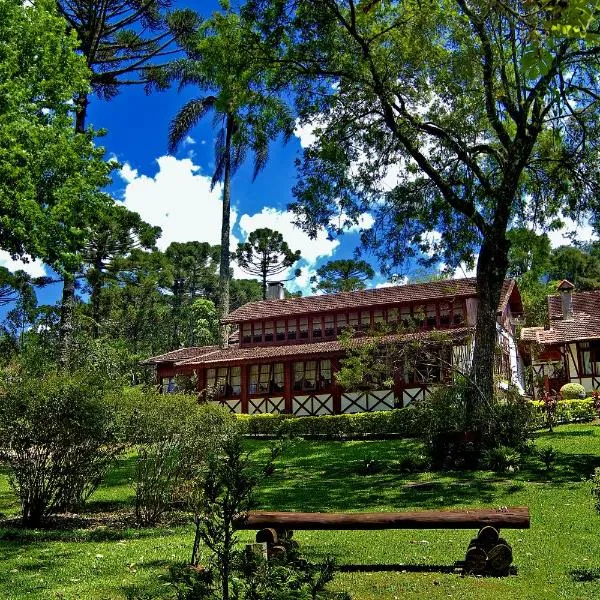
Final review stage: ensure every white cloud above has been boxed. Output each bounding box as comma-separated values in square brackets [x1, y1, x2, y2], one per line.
[120, 156, 238, 251]
[374, 277, 408, 288]
[183, 136, 196, 146]
[546, 216, 598, 248]
[294, 116, 330, 149]
[239, 207, 339, 266]
[0, 251, 46, 278]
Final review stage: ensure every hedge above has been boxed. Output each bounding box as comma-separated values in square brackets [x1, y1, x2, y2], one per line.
[530, 398, 597, 428]
[236, 408, 420, 440]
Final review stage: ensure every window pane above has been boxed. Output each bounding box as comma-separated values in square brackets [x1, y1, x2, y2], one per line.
[349, 312, 359, 326]
[426, 303, 437, 327]
[313, 316, 323, 338]
[439, 302, 450, 326]
[299, 317, 309, 339]
[320, 359, 332, 388]
[374, 310, 384, 323]
[258, 364, 271, 392]
[253, 322, 263, 342]
[336, 314, 347, 334]
[272, 363, 284, 392]
[324, 315, 335, 337]
[276, 320, 286, 341]
[453, 301, 465, 324]
[242, 324, 251, 343]
[264, 322, 274, 343]
[288, 319, 297, 340]
[248, 364, 258, 394]
[293, 362, 304, 390]
[304, 361, 317, 390]
[400, 306, 411, 326]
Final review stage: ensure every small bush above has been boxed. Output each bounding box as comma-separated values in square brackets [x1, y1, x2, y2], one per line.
[539, 446, 557, 471]
[481, 445, 521, 473]
[236, 408, 419, 440]
[560, 382, 586, 400]
[120, 387, 235, 526]
[0, 369, 122, 526]
[394, 453, 431, 473]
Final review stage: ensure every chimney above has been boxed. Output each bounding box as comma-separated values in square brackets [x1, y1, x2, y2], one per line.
[557, 279, 575, 320]
[266, 281, 285, 300]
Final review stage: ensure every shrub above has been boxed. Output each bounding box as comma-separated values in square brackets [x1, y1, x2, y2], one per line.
[119, 387, 234, 526]
[236, 408, 419, 440]
[0, 369, 122, 526]
[481, 445, 521, 473]
[539, 446, 557, 471]
[413, 381, 534, 469]
[530, 399, 596, 427]
[560, 382, 586, 400]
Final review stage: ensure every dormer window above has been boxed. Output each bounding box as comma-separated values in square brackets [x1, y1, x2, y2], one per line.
[288, 318, 297, 340]
[312, 316, 323, 338]
[253, 322, 263, 343]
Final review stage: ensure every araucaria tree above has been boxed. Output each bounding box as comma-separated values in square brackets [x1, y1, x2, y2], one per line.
[166, 9, 294, 345]
[311, 258, 374, 293]
[234, 228, 301, 298]
[244, 0, 600, 414]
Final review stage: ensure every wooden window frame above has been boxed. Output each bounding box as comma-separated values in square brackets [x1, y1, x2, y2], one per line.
[206, 366, 242, 400]
[292, 359, 334, 393]
[248, 362, 285, 395]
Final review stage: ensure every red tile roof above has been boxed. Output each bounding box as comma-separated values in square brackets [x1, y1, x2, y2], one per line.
[222, 278, 518, 323]
[521, 289, 600, 345]
[548, 290, 600, 320]
[176, 327, 475, 367]
[141, 346, 222, 365]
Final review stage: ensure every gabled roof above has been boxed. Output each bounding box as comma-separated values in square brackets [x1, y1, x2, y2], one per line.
[222, 278, 518, 324]
[175, 327, 475, 367]
[522, 289, 600, 345]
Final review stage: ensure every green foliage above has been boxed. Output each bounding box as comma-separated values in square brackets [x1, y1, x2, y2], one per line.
[119, 387, 235, 526]
[414, 382, 533, 469]
[592, 467, 600, 514]
[481, 445, 521, 473]
[191, 299, 220, 346]
[0, 0, 115, 265]
[560, 382, 586, 399]
[236, 408, 419, 440]
[311, 259, 375, 293]
[233, 227, 302, 298]
[0, 368, 122, 526]
[539, 446, 557, 471]
[530, 398, 597, 426]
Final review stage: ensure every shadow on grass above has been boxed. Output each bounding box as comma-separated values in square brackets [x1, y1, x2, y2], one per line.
[570, 567, 600, 582]
[519, 452, 600, 484]
[338, 563, 458, 573]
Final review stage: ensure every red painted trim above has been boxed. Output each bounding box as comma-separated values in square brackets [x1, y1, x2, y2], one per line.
[241, 364, 249, 413]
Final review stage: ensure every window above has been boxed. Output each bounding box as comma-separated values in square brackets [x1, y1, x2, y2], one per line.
[253, 322, 263, 343]
[439, 302, 450, 326]
[388, 308, 399, 325]
[336, 313, 347, 334]
[293, 360, 333, 392]
[287, 319, 297, 340]
[242, 324, 251, 344]
[453, 300, 465, 325]
[413, 305, 425, 327]
[248, 363, 284, 394]
[374, 310, 385, 325]
[400, 306, 411, 327]
[276, 320, 286, 341]
[349, 312, 359, 329]
[264, 321, 274, 342]
[299, 317, 309, 339]
[426, 303, 437, 328]
[580, 341, 600, 376]
[312, 316, 323, 338]
[206, 366, 241, 399]
[161, 377, 176, 394]
[324, 315, 335, 337]
[402, 347, 451, 385]
[359, 310, 371, 331]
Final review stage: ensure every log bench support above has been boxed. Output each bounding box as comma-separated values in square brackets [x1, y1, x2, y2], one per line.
[235, 507, 530, 577]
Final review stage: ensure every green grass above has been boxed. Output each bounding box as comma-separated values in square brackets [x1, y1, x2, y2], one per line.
[1, 424, 600, 599]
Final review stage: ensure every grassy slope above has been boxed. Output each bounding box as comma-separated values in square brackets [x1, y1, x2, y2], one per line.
[0, 424, 599, 599]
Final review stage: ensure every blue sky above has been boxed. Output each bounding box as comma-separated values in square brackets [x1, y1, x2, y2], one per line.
[1, 0, 597, 313]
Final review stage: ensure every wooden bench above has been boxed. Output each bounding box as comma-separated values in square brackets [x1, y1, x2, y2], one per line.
[234, 506, 530, 576]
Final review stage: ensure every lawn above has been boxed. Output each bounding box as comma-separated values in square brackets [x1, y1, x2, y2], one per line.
[1, 424, 599, 599]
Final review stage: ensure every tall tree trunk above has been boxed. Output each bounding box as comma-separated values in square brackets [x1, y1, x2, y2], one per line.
[90, 256, 103, 339]
[59, 273, 76, 368]
[467, 232, 510, 421]
[218, 115, 234, 348]
[59, 92, 89, 367]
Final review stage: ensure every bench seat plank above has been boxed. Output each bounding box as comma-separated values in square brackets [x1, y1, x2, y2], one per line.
[235, 507, 530, 531]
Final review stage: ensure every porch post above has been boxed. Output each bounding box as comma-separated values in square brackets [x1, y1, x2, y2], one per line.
[241, 364, 249, 414]
[284, 361, 293, 414]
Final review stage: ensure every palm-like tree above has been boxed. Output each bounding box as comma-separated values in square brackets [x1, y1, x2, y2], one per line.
[168, 12, 293, 348]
